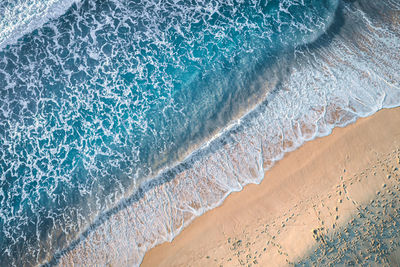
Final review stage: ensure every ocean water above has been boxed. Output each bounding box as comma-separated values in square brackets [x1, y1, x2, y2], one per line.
[0, 0, 399, 266]
[0, 0, 79, 49]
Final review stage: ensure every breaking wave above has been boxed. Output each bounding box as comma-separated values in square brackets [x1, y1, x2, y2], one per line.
[0, 0, 399, 266]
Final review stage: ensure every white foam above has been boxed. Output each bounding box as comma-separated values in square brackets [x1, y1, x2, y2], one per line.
[54, 1, 400, 266]
[0, 0, 79, 50]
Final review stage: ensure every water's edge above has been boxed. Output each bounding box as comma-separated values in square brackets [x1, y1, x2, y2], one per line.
[47, 0, 400, 265]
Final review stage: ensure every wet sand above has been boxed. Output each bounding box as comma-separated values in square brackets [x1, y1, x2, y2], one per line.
[141, 107, 400, 266]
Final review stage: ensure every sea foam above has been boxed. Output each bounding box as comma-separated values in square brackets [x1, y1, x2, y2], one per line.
[0, 0, 399, 266]
[53, 0, 400, 266]
[0, 0, 342, 265]
[0, 0, 78, 50]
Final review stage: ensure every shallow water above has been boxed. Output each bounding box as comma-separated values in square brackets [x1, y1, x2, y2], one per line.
[0, 0, 399, 266]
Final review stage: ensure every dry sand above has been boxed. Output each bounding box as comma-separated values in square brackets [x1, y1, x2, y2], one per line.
[141, 107, 400, 266]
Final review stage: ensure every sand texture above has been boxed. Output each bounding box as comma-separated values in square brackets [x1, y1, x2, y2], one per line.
[141, 107, 400, 266]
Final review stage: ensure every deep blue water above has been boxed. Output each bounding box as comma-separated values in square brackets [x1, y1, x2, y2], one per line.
[1, 0, 399, 266]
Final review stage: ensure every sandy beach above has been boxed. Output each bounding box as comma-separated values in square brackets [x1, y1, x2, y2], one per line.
[1, 0, 399, 265]
[141, 107, 400, 266]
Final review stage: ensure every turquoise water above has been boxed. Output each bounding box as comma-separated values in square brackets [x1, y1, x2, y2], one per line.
[0, 0, 399, 266]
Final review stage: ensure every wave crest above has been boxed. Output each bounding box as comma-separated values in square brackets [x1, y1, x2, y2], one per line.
[0, 0, 78, 50]
[54, 0, 400, 266]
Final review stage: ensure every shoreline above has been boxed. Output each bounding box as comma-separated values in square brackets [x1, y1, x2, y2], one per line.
[141, 107, 400, 266]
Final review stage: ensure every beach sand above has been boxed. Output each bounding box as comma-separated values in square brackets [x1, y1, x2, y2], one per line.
[141, 107, 400, 266]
